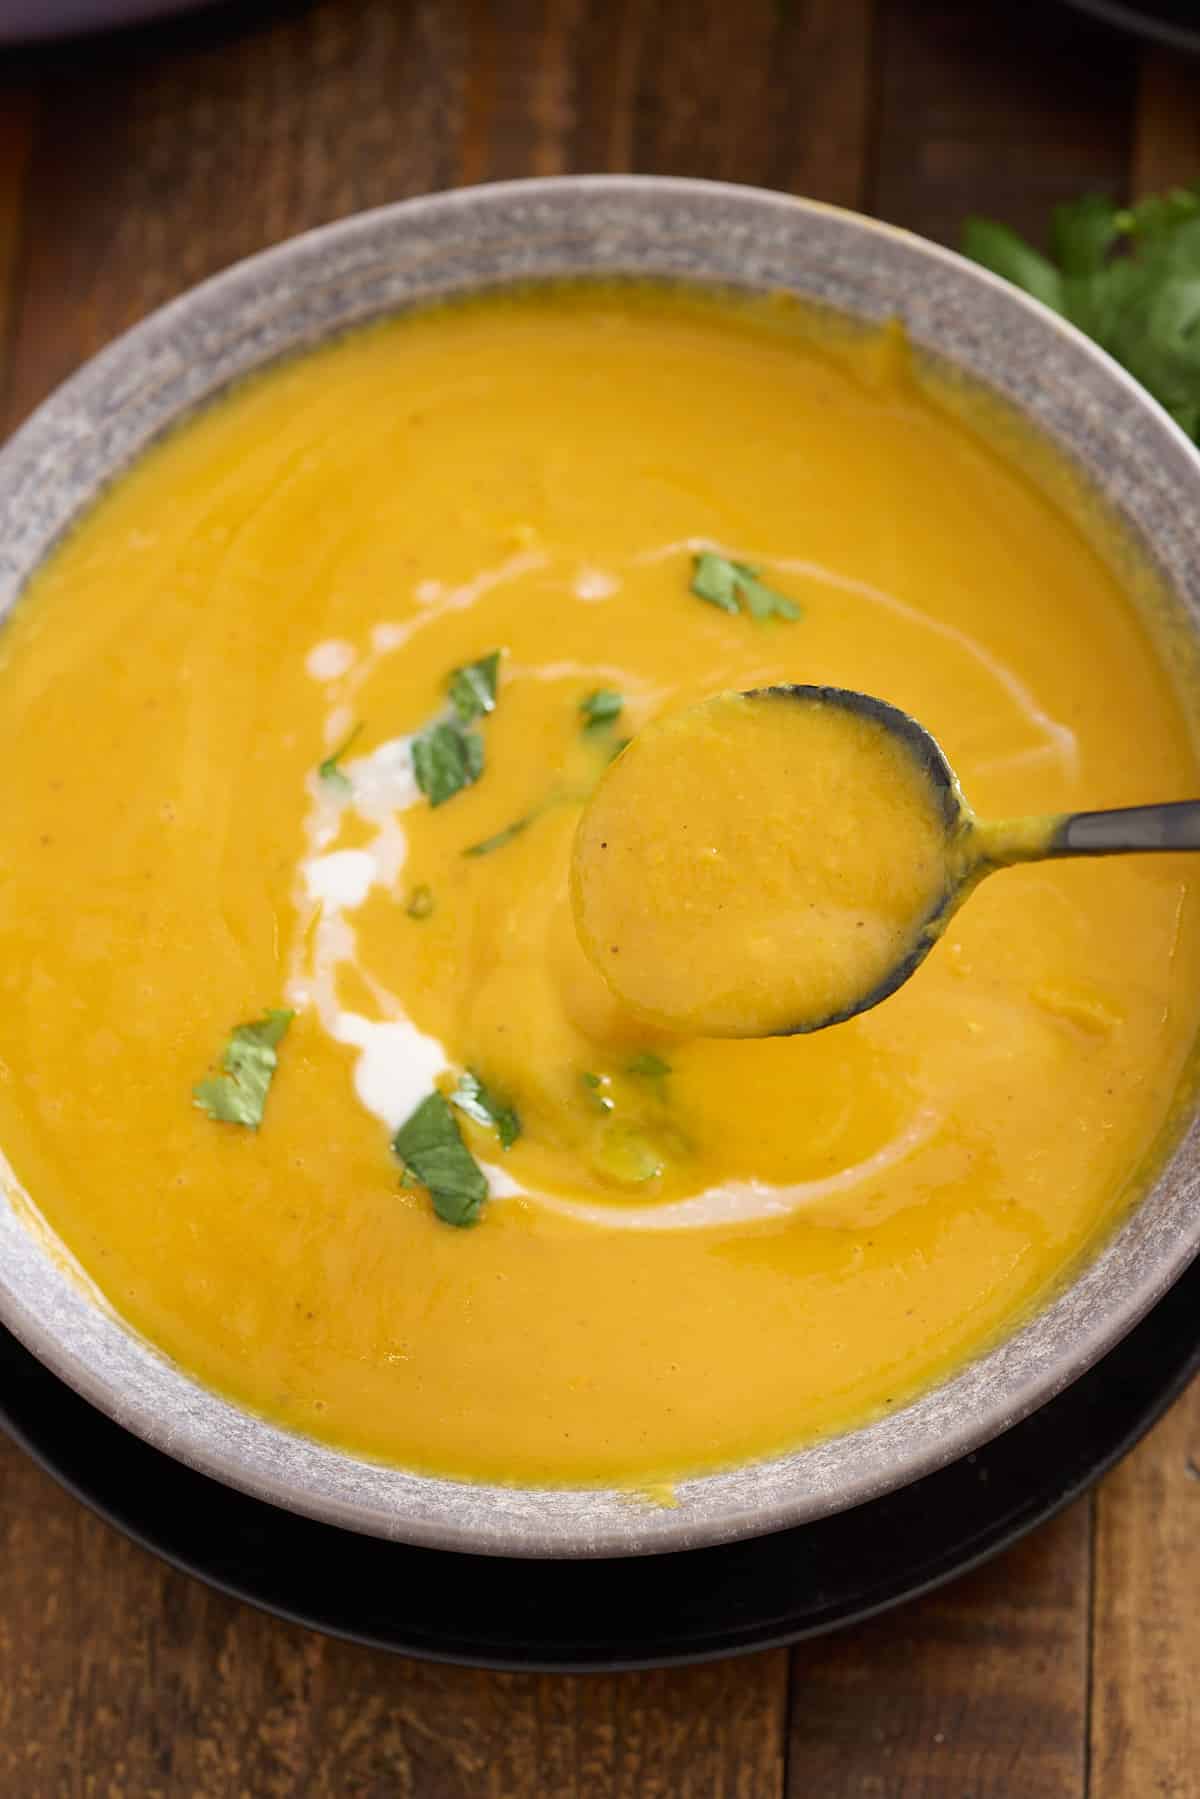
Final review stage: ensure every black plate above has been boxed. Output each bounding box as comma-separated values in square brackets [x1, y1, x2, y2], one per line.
[1060, 0, 1200, 52]
[1, 1262, 1198, 1672]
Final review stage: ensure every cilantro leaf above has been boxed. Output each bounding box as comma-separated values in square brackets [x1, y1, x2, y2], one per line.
[626, 1051, 672, 1078]
[690, 553, 801, 622]
[964, 183, 1200, 444]
[962, 218, 1065, 312]
[580, 689, 624, 730]
[193, 1008, 294, 1129]
[317, 721, 364, 793]
[463, 813, 534, 857]
[406, 883, 434, 919]
[393, 1091, 488, 1227]
[411, 720, 484, 807]
[452, 1068, 521, 1149]
[1052, 193, 1121, 278]
[448, 651, 500, 724]
[580, 1069, 615, 1113]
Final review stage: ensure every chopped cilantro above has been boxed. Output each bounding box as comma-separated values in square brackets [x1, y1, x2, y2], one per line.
[580, 1070, 615, 1113]
[448, 651, 501, 724]
[690, 553, 801, 622]
[411, 652, 501, 806]
[317, 722, 363, 793]
[393, 1091, 488, 1228]
[626, 1052, 672, 1079]
[963, 183, 1200, 441]
[411, 719, 484, 807]
[405, 883, 434, 920]
[193, 1009, 294, 1129]
[463, 813, 535, 857]
[452, 1068, 521, 1149]
[580, 689, 624, 730]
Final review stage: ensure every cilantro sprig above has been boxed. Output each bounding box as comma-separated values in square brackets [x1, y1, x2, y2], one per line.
[317, 721, 364, 794]
[452, 1068, 521, 1149]
[193, 1008, 294, 1129]
[393, 1091, 488, 1227]
[448, 651, 500, 724]
[463, 812, 535, 857]
[690, 553, 801, 622]
[411, 651, 501, 807]
[963, 183, 1200, 441]
[580, 688, 624, 731]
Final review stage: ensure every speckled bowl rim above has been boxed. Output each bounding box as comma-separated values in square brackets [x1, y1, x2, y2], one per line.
[2, 175, 1199, 1559]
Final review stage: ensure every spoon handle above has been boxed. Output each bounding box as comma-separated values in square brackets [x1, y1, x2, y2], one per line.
[1050, 801, 1200, 857]
[980, 801, 1200, 867]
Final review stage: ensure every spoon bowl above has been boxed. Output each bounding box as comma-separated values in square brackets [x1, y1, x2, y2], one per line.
[745, 685, 971, 1032]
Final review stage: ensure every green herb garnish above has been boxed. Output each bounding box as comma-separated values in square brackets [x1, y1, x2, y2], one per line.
[193, 1008, 294, 1129]
[690, 553, 801, 622]
[411, 719, 484, 807]
[452, 1069, 521, 1149]
[393, 1091, 488, 1228]
[580, 688, 624, 730]
[626, 1052, 672, 1079]
[448, 652, 501, 724]
[411, 652, 501, 806]
[406, 883, 434, 919]
[580, 1070, 615, 1113]
[317, 722, 364, 794]
[463, 813, 535, 857]
[963, 184, 1200, 441]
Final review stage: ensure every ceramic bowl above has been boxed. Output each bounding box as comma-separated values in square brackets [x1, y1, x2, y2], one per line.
[2, 177, 1199, 1558]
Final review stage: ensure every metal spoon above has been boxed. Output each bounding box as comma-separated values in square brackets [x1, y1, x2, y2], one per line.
[573, 680, 1200, 1039]
[761, 683, 1200, 1030]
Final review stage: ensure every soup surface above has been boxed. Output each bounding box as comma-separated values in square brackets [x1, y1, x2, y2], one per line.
[1, 286, 1198, 1487]
[573, 687, 955, 1036]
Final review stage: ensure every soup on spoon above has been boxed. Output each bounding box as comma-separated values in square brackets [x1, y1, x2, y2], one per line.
[571, 685, 1200, 1037]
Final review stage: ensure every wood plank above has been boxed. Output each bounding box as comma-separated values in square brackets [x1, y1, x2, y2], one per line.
[1090, 1383, 1200, 1797]
[1091, 47, 1200, 1791]
[786, 1504, 1092, 1798]
[1133, 47, 1200, 196]
[870, 0, 1137, 245]
[459, 0, 875, 207]
[0, 1438, 788, 1798]
[3, 0, 470, 430]
[0, 72, 36, 415]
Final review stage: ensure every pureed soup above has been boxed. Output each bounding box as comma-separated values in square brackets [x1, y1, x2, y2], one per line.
[572, 688, 957, 1036]
[1, 285, 1198, 1488]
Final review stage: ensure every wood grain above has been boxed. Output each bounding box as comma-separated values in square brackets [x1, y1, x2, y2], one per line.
[0, 72, 35, 417]
[1090, 47, 1200, 1793]
[4, 0, 470, 430]
[0, 1437, 790, 1799]
[1090, 1383, 1200, 1799]
[456, 0, 877, 203]
[870, 0, 1137, 245]
[1133, 46, 1200, 196]
[786, 1504, 1091, 1797]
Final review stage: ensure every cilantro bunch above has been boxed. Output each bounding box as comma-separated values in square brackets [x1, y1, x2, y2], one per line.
[963, 183, 1200, 442]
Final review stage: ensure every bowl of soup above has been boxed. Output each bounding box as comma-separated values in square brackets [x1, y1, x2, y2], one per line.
[1, 177, 1199, 1557]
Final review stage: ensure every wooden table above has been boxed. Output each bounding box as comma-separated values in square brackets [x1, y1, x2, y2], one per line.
[1, 2, 1199, 1792]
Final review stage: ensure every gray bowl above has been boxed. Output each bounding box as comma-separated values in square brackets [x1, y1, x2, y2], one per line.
[2, 177, 1199, 1559]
